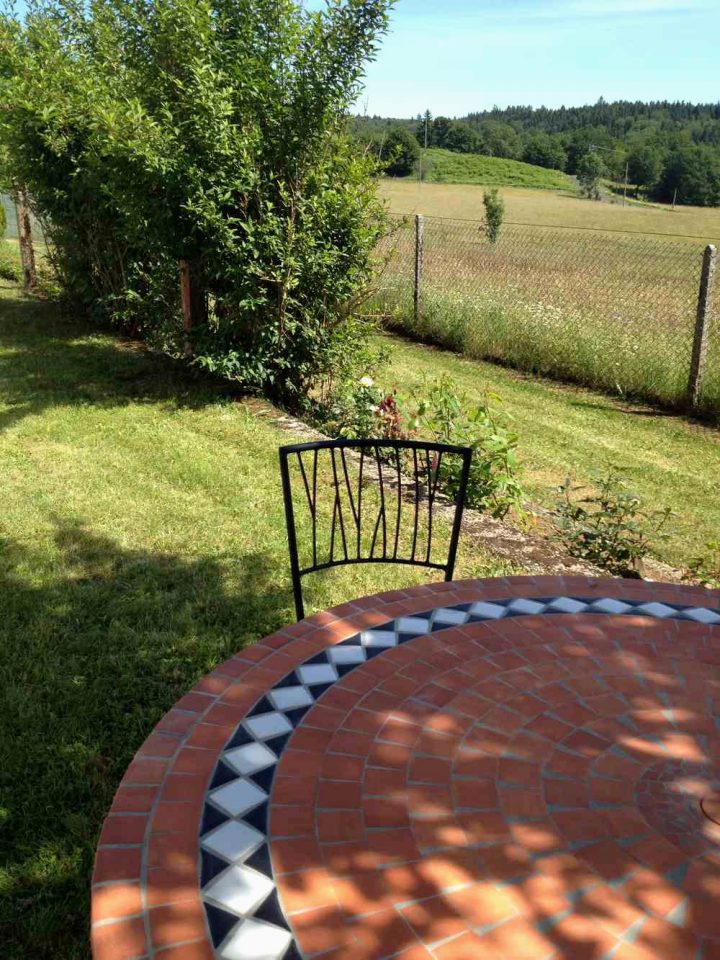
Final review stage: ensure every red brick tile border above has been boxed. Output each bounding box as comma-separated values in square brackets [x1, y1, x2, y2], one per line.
[91, 577, 720, 960]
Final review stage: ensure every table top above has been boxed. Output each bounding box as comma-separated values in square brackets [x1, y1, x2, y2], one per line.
[91, 575, 720, 960]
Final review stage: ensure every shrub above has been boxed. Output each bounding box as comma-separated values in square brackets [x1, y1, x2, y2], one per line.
[687, 541, 720, 589]
[482, 188, 504, 244]
[0, 0, 392, 407]
[412, 375, 523, 518]
[577, 152, 605, 200]
[554, 470, 671, 575]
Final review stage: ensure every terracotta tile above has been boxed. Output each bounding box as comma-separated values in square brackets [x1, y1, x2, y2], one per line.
[433, 930, 505, 960]
[92, 917, 147, 960]
[318, 809, 364, 843]
[154, 941, 215, 960]
[91, 882, 143, 923]
[149, 899, 205, 949]
[272, 837, 324, 874]
[399, 894, 468, 944]
[269, 804, 316, 838]
[111, 785, 158, 814]
[93, 847, 142, 884]
[362, 797, 409, 828]
[100, 815, 148, 846]
[151, 802, 199, 834]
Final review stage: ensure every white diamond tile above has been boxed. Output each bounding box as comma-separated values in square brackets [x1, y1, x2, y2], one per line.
[225, 741, 277, 775]
[634, 602, 676, 618]
[507, 598, 546, 615]
[432, 607, 468, 625]
[210, 777, 267, 817]
[244, 712, 293, 740]
[467, 601, 507, 620]
[360, 629, 397, 648]
[218, 918, 293, 960]
[204, 864, 274, 916]
[588, 598, 632, 615]
[268, 685, 314, 711]
[683, 607, 720, 624]
[202, 820, 264, 863]
[297, 663, 338, 685]
[328, 645, 366, 665]
[546, 597, 588, 614]
[396, 616, 432, 635]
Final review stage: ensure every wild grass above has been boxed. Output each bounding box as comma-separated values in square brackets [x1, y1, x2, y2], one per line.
[372, 218, 720, 417]
[414, 149, 573, 191]
[0, 279, 510, 959]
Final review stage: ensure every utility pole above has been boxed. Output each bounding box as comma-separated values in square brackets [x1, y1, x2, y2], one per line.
[672, 188, 678, 211]
[622, 160, 629, 206]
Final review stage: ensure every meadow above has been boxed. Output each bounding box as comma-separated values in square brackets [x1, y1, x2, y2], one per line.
[380, 178, 720, 240]
[375, 180, 720, 416]
[416, 148, 573, 191]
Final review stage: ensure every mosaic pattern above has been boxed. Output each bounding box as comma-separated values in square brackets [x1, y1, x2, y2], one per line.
[198, 595, 720, 960]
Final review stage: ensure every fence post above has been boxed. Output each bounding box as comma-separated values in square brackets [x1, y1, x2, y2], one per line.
[687, 244, 717, 410]
[414, 214, 424, 325]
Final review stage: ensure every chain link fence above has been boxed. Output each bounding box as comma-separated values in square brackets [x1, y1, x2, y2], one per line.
[372, 215, 719, 419]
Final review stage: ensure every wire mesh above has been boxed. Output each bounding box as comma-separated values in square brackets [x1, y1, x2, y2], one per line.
[372, 215, 718, 417]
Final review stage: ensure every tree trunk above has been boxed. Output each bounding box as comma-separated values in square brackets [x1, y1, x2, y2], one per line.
[179, 257, 207, 359]
[14, 184, 37, 293]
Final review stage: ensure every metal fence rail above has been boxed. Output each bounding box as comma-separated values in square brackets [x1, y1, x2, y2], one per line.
[373, 214, 719, 418]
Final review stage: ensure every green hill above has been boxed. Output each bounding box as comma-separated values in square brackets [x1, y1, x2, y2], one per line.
[413, 149, 574, 190]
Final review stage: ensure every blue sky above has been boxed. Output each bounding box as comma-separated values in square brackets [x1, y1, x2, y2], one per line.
[354, 0, 719, 118]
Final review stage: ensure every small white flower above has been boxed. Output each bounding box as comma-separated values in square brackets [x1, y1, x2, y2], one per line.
[359, 376, 374, 388]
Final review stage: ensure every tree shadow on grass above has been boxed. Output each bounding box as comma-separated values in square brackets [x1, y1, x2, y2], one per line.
[0, 518, 290, 960]
[0, 290, 236, 435]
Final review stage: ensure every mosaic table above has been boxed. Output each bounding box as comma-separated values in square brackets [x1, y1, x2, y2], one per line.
[91, 576, 720, 960]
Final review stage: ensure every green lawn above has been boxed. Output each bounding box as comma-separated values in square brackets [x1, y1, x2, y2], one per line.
[380, 334, 720, 570]
[0, 281, 508, 959]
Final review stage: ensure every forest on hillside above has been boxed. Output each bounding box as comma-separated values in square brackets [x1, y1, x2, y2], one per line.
[352, 100, 720, 207]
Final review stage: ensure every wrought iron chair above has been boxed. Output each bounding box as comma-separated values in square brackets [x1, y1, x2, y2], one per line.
[279, 439, 473, 620]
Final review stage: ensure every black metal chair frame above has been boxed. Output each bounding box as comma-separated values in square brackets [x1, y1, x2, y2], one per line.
[279, 438, 473, 621]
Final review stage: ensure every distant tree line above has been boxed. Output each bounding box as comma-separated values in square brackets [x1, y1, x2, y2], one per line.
[352, 99, 720, 207]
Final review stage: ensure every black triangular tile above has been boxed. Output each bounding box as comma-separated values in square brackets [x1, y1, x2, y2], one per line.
[339, 634, 363, 645]
[365, 646, 386, 659]
[398, 632, 419, 644]
[204, 902, 240, 947]
[246, 842, 273, 878]
[227, 725, 253, 749]
[243, 801, 268, 833]
[282, 943, 303, 960]
[336, 662, 359, 678]
[201, 848, 230, 886]
[266, 732, 292, 754]
[250, 765, 276, 792]
[201, 803, 229, 835]
[248, 695, 273, 717]
[253, 888, 290, 929]
[306, 651, 330, 665]
[272, 672, 301, 689]
[307, 681, 334, 698]
[285, 705, 311, 726]
[210, 760, 237, 790]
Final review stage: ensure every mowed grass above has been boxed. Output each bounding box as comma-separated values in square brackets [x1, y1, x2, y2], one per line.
[413, 149, 573, 191]
[379, 179, 720, 241]
[379, 332, 720, 571]
[0, 282, 509, 959]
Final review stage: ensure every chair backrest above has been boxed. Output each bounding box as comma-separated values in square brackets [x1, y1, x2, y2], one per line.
[279, 438, 473, 620]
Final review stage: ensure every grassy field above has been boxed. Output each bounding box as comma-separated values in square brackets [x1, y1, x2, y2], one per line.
[0, 282, 510, 959]
[380, 179, 720, 240]
[374, 183, 720, 416]
[379, 333, 720, 572]
[413, 149, 573, 191]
